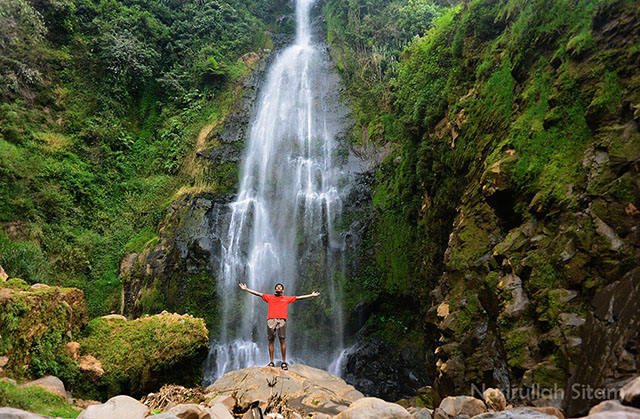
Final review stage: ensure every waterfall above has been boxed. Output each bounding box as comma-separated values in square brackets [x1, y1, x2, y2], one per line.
[203, 0, 349, 381]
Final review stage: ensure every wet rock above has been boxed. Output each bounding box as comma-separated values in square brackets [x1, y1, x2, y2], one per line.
[77, 395, 148, 419]
[567, 267, 640, 416]
[621, 376, 640, 408]
[498, 274, 529, 318]
[334, 397, 412, 418]
[438, 396, 486, 417]
[483, 388, 507, 412]
[341, 338, 430, 401]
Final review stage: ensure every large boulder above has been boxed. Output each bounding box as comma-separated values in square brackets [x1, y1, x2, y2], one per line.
[206, 364, 363, 416]
[0, 284, 87, 378]
[438, 395, 487, 417]
[0, 408, 51, 418]
[334, 397, 412, 418]
[78, 311, 209, 398]
[77, 395, 148, 419]
[583, 400, 640, 418]
[20, 375, 67, 399]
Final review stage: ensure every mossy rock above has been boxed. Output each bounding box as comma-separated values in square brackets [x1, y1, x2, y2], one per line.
[0, 285, 87, 378]
[79, 311, 209, 399]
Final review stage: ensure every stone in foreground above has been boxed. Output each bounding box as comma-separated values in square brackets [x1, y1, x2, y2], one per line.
[472, 409, 559, 418]
[206, 364, 363, 416]
[621, 376, 640, 408]
[77, 395, 148, 419]
[0, 407, 51, 418]
[334, 397, 412, 418]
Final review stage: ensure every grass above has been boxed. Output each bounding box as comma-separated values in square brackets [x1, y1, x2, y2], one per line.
[0, 381, 80, 418]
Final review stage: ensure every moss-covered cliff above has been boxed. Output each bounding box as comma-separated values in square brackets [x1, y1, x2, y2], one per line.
[325, 0, 639, 414]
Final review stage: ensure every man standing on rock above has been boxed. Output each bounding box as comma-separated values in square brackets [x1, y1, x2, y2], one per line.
[238, 282, 319, 370]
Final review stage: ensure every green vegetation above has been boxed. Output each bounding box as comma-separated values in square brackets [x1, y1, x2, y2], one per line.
[79, 313, 209, 398]
[0, 286, 86, 379]
[325, 0, 640, 379]
[0, 0, 292, 317]
[0, 381, 80, 418]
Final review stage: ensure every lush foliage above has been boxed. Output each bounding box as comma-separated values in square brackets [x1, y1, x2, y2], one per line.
[0, 0, 291, 316]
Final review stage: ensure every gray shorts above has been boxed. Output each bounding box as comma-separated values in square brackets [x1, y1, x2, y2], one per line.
[267, 318, 286, 341]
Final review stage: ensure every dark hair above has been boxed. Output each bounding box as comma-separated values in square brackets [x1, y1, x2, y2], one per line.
[274, 283, 284, 290]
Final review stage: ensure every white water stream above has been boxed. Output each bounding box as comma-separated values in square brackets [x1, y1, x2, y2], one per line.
[203, 0, 348, 381]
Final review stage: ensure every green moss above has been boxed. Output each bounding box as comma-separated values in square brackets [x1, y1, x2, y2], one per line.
[79, 313, 208, 398]
[0, 381, 80, 418]
[0, 286, 86, 380]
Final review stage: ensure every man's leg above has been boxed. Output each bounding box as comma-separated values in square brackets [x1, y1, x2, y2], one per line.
[279, 338, 286, 363]
[268, 339, 275, 362]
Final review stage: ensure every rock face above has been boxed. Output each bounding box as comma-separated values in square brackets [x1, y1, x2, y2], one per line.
[426, 7, 640, 415]
[119, 51, 276, 323]
[206, 364, 363, 417]
[341, 337, 431, 401]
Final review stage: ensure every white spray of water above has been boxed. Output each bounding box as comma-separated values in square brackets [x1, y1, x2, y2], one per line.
[204, 0, 348, 381]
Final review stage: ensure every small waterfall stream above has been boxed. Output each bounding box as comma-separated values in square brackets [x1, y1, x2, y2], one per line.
[203, 0, 350, 381]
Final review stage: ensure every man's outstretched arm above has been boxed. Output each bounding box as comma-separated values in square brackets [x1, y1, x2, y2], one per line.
[238, 283, 263, 297]
[296, 291, 320, 300]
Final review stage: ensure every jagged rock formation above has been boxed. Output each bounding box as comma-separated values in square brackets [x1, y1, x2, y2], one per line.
[424, 6, 640, 416]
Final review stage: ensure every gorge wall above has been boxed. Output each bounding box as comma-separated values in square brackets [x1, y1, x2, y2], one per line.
[324, 0, 639, 415]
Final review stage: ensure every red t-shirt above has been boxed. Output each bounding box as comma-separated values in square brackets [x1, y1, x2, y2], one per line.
[262, 294, 297, 319]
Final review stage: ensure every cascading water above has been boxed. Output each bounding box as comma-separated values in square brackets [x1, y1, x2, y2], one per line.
[203, 0, 350, 381]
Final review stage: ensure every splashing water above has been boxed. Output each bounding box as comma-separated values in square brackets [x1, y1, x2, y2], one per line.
[203, 0, 349, 382]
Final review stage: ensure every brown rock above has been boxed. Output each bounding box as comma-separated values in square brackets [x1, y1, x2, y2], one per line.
[30, 283, 49, 289]
[621, 376, 640, 408]
[240, 52, 260, 68]
[483, 388, 507, 412]
[207, 394, 236, 411]
[78, 355, 104, 377]
[0, 264, 7, 281]
[65, 342, 81, 360]
[438, 396, 486, 417]
[334, 397, 412, 418]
